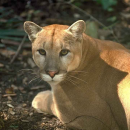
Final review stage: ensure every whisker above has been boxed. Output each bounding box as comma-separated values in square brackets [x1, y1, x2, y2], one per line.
[18, 69, 33, 72]
[71, 71, 88, 74]
[37, 78, 43, 84]
[33, 77, 43, 86]
[67, 78, 78, 85]
[68, 75, 88, 84]
[28, 76, 40, 84]
[17, 71, 38, 77]
[18, 68, 40, 78]
[66, 78, 78, 87]
[26, 72, 38, 75]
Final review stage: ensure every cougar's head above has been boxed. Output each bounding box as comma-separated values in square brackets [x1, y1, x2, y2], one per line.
[24, 20, 86, 85]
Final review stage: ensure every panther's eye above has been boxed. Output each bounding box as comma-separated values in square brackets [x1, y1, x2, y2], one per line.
[60, 49, 69, 56]
[38, 49, 46, 55]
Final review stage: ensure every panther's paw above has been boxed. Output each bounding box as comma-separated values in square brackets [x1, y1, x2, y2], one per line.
[32, 97, 44, 113]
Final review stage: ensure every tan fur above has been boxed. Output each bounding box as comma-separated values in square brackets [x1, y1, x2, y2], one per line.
[24, 20, 130, 130]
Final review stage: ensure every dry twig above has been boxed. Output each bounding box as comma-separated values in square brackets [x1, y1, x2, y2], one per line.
[10, 35, 27, 64]
[1, 39, 31, 48]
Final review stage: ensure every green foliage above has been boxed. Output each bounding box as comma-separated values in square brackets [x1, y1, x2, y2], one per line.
[72, 0, 117, 11]
[0, 29, 28, 42]
[94, 0, 117, 11]
[0, 29, 25, 36]
[107, 16, 117, 22]
[0, 7, 28, 42]
[0, 8, 23, 29]
[85, 20, 98, 38]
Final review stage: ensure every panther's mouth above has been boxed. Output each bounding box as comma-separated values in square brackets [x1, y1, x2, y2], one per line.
[40, 73, 65, 84]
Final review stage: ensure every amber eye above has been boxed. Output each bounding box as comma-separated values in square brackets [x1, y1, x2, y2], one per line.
[38, 49, 46, 55]
[60, 49, 69, 56]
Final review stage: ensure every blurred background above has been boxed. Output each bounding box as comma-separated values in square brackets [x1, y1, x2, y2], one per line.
[0, 0, 130, 130]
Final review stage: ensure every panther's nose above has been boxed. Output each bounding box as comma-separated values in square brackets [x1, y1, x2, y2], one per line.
[46, 71, 59, 78]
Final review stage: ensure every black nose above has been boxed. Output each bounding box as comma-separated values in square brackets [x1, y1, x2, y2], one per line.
[45, 70, 59, 78]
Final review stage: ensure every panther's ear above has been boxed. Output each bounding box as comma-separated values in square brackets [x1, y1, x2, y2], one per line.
[24, 21, 43, 42]
[66, 20, 86, 39]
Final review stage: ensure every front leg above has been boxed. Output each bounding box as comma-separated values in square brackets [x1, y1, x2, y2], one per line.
[32, 90, 56, 115]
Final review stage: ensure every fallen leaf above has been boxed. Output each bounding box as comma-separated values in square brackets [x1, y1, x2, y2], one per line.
[2, 94, 17, 97]
[7, 96, 12, 101]
[10, 111, 15, 115]
[0, 63, 4, 67]
[31, 85, 45, 90]
[21, 120, 29, 123]
[11, 84, 18, 90]
[7, 104, 14, 108]
[0, 49, 15, 58]
[5, 87, 14, 94]
[29, 112, 33, 116]
[22, 103, 27, 107]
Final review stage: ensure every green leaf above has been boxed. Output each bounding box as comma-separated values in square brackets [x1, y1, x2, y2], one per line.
[0, 10, 13, 18]
[74, 2, 82, 7]
[101, 0, 117, 10]
[108, 7, 114, 12]
[107, 16, 117, 22]
[85, 21, 98, 38]
[0, 29, 25, 36]
[0, 44, 5, 48]
[93, 0, 117, 11]
[0, 36, 29, 42]
[0, 36, 22, 41]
